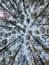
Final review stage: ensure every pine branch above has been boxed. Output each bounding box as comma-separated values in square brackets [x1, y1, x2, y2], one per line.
[29, 46, 36, 65]
[22, 0, 27, 14]
[30, 2, 49, 27]
[32, 35, 49, 51]
[0, 4, 15, 18]
[10, 39, 23, 65]
[29, 33, 49, 51]
[31, 41, 45, 65]
[3, 1, 12, 12]
[0, 35, 22, 55]
[8, 0, 17, 14]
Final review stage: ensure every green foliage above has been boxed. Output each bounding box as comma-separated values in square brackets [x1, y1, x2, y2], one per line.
[31, 13, 37, 19]
[40, 26, 45, 33]
[26, 34, 30, 40]
[0, 39, 7, 47]
[34, 30, 40, 34]
[1, 57, 6, 64]
[45, 59, 49, 65]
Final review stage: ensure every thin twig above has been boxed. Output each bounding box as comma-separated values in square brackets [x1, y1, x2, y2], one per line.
[31, 23, 49, 25]
[44, 34, 49, 36]
[29, 46, 36, 65]
[0, 25, 12, 29]
[3, 1, 12, 12]
[8, 0, 17, 14]
[22, 0, 27, 14]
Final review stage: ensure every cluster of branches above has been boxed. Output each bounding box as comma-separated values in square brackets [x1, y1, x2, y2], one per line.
[0, 0, 49, 32]
[0, 0, 49, 65]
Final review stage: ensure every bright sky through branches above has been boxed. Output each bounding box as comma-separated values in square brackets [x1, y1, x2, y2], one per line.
[0, 10, 7, 21]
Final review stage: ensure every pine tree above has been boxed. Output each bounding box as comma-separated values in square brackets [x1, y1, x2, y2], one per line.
[0, 0, 49, 65]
